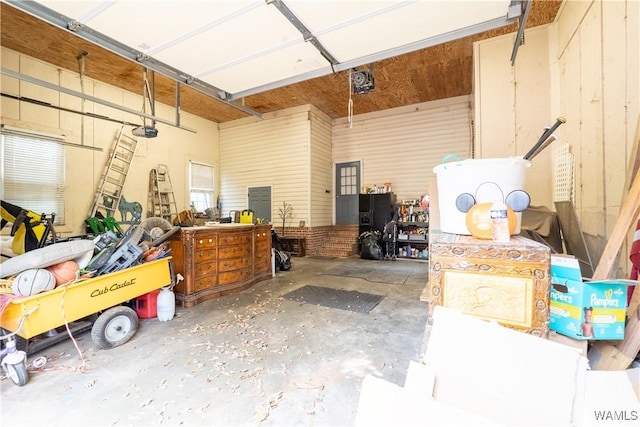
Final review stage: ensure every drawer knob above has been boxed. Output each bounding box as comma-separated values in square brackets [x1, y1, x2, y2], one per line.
[209, 239, 213, 243]
[199, 239, 203, 244]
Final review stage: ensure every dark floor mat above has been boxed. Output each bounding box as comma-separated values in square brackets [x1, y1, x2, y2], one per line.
[283, 285, 384, 313]
[323, 261, 416, 285]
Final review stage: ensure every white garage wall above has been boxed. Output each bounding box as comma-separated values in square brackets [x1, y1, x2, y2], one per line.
[555, 0, 640, 270]
[1, 47, 220, 235]
[309, 109, 334, 226]
[218, 106, 311, 226]
[473, 24, 554, 209]
[474, 0, 640, 274]
[332, 96, 473, 203]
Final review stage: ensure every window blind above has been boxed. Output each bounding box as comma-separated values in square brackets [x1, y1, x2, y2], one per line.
[189, 161, 214, 212]
[1, 130, 66, 224]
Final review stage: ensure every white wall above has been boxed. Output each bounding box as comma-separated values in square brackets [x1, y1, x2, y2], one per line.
[1, 47, 220, 235]
[218, 106, 311, 226]
[474, 0, 640, 274]
[332, 96, 472, 203]
[309, 108, 334, 226]
[555, 0, 639, 258]
[473, 24, 555, 208]
[218, 96, 475, 227]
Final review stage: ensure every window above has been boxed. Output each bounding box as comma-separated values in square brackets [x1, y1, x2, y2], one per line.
[1, 129, 66, 224]
[189, 161, 214, 212]
[341, 165, 357, 195]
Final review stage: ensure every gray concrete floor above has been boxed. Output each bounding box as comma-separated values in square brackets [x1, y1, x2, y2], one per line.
[1, 256, 429, 427]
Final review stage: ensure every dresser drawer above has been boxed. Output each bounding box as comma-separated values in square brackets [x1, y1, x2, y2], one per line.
[219, 233, 252, 246]
[195, 248, 217, 263]
[255, 246, 270, 257]
[195, 235, 217, 250]
[218, 245, 252, 259]
[172, 225, 272, 308]
[255, 230, 270, 241]
[219, 267, 252, 285]
[255, 240, 270, 251]
[218, 257, 252, 272]
[254, 258, 272, 274]
[194, 274, 217, 292]
[195, 261, 217, 278]
[255, 249, 270, 264]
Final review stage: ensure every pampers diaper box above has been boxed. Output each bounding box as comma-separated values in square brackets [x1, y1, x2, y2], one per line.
[550, 255, 634, 340]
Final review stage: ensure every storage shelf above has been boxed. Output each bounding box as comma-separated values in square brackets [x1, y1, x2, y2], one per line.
[397, 255, 429, 260]
[396, 209, 429, 261]
[398, 221, 428, 227]
[398, 239, 428, 244]
[398, 236, 428, 242]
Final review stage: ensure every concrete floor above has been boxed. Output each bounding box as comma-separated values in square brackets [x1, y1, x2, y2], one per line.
[1, 256, 429, 427]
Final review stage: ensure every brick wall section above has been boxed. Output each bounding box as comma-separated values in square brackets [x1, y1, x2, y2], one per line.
[273, 225, 359, 257]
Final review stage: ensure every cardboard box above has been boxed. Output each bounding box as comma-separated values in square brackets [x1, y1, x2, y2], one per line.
[550, 255, 634, 340]
[355, 307, 640, 427]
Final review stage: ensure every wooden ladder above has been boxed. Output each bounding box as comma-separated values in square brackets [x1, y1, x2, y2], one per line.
[148, 164, 178, 223]
[89, 125, 139, 218]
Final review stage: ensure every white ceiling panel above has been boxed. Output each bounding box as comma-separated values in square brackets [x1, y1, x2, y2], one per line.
[311, 1, 512, 60]
[285, 0, 411, 31]
[200, 42, 331, 93]
[37, 0, 104, 20]
[84, 2, 262, 54]
[39, 1, 266, 54]
[151, 5, 303, 78]
[19, 0, 518, 101]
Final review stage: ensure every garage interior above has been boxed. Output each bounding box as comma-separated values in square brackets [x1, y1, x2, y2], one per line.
[1, 0, 639, 426]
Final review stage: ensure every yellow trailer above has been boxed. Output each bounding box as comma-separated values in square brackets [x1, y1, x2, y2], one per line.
[0, 257, 174, 386]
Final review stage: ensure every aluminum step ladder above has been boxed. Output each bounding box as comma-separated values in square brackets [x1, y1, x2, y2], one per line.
[89, 125, 139, 218]
[148, 164, 178, 223]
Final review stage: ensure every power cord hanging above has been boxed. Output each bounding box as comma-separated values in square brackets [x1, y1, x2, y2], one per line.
[60, 282, 87, 372]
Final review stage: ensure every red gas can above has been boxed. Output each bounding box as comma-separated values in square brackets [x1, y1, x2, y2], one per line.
[136, 289, 160, 319]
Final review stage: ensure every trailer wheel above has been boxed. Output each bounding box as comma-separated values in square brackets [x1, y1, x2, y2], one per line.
[91, 306, 138, 349]
[5, 361, 28, 386]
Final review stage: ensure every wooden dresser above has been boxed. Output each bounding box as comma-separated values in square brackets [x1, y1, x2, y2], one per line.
[425, 234, 551, 337]
[168, 224, 272, 307]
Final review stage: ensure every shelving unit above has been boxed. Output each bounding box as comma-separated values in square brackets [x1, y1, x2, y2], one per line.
[397, 221, 429, 260]
[396, 200, 429, 260]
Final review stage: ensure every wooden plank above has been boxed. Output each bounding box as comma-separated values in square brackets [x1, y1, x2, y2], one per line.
[602, 2, 630, 211]
[591, 170, 640, 280]
[588, 115, 640, 371]
[579, 7, 605, 235]
[625, 116, 640, 191]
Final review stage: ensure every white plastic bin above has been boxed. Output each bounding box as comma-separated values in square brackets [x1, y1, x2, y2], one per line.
[433, 156, 531, 235]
